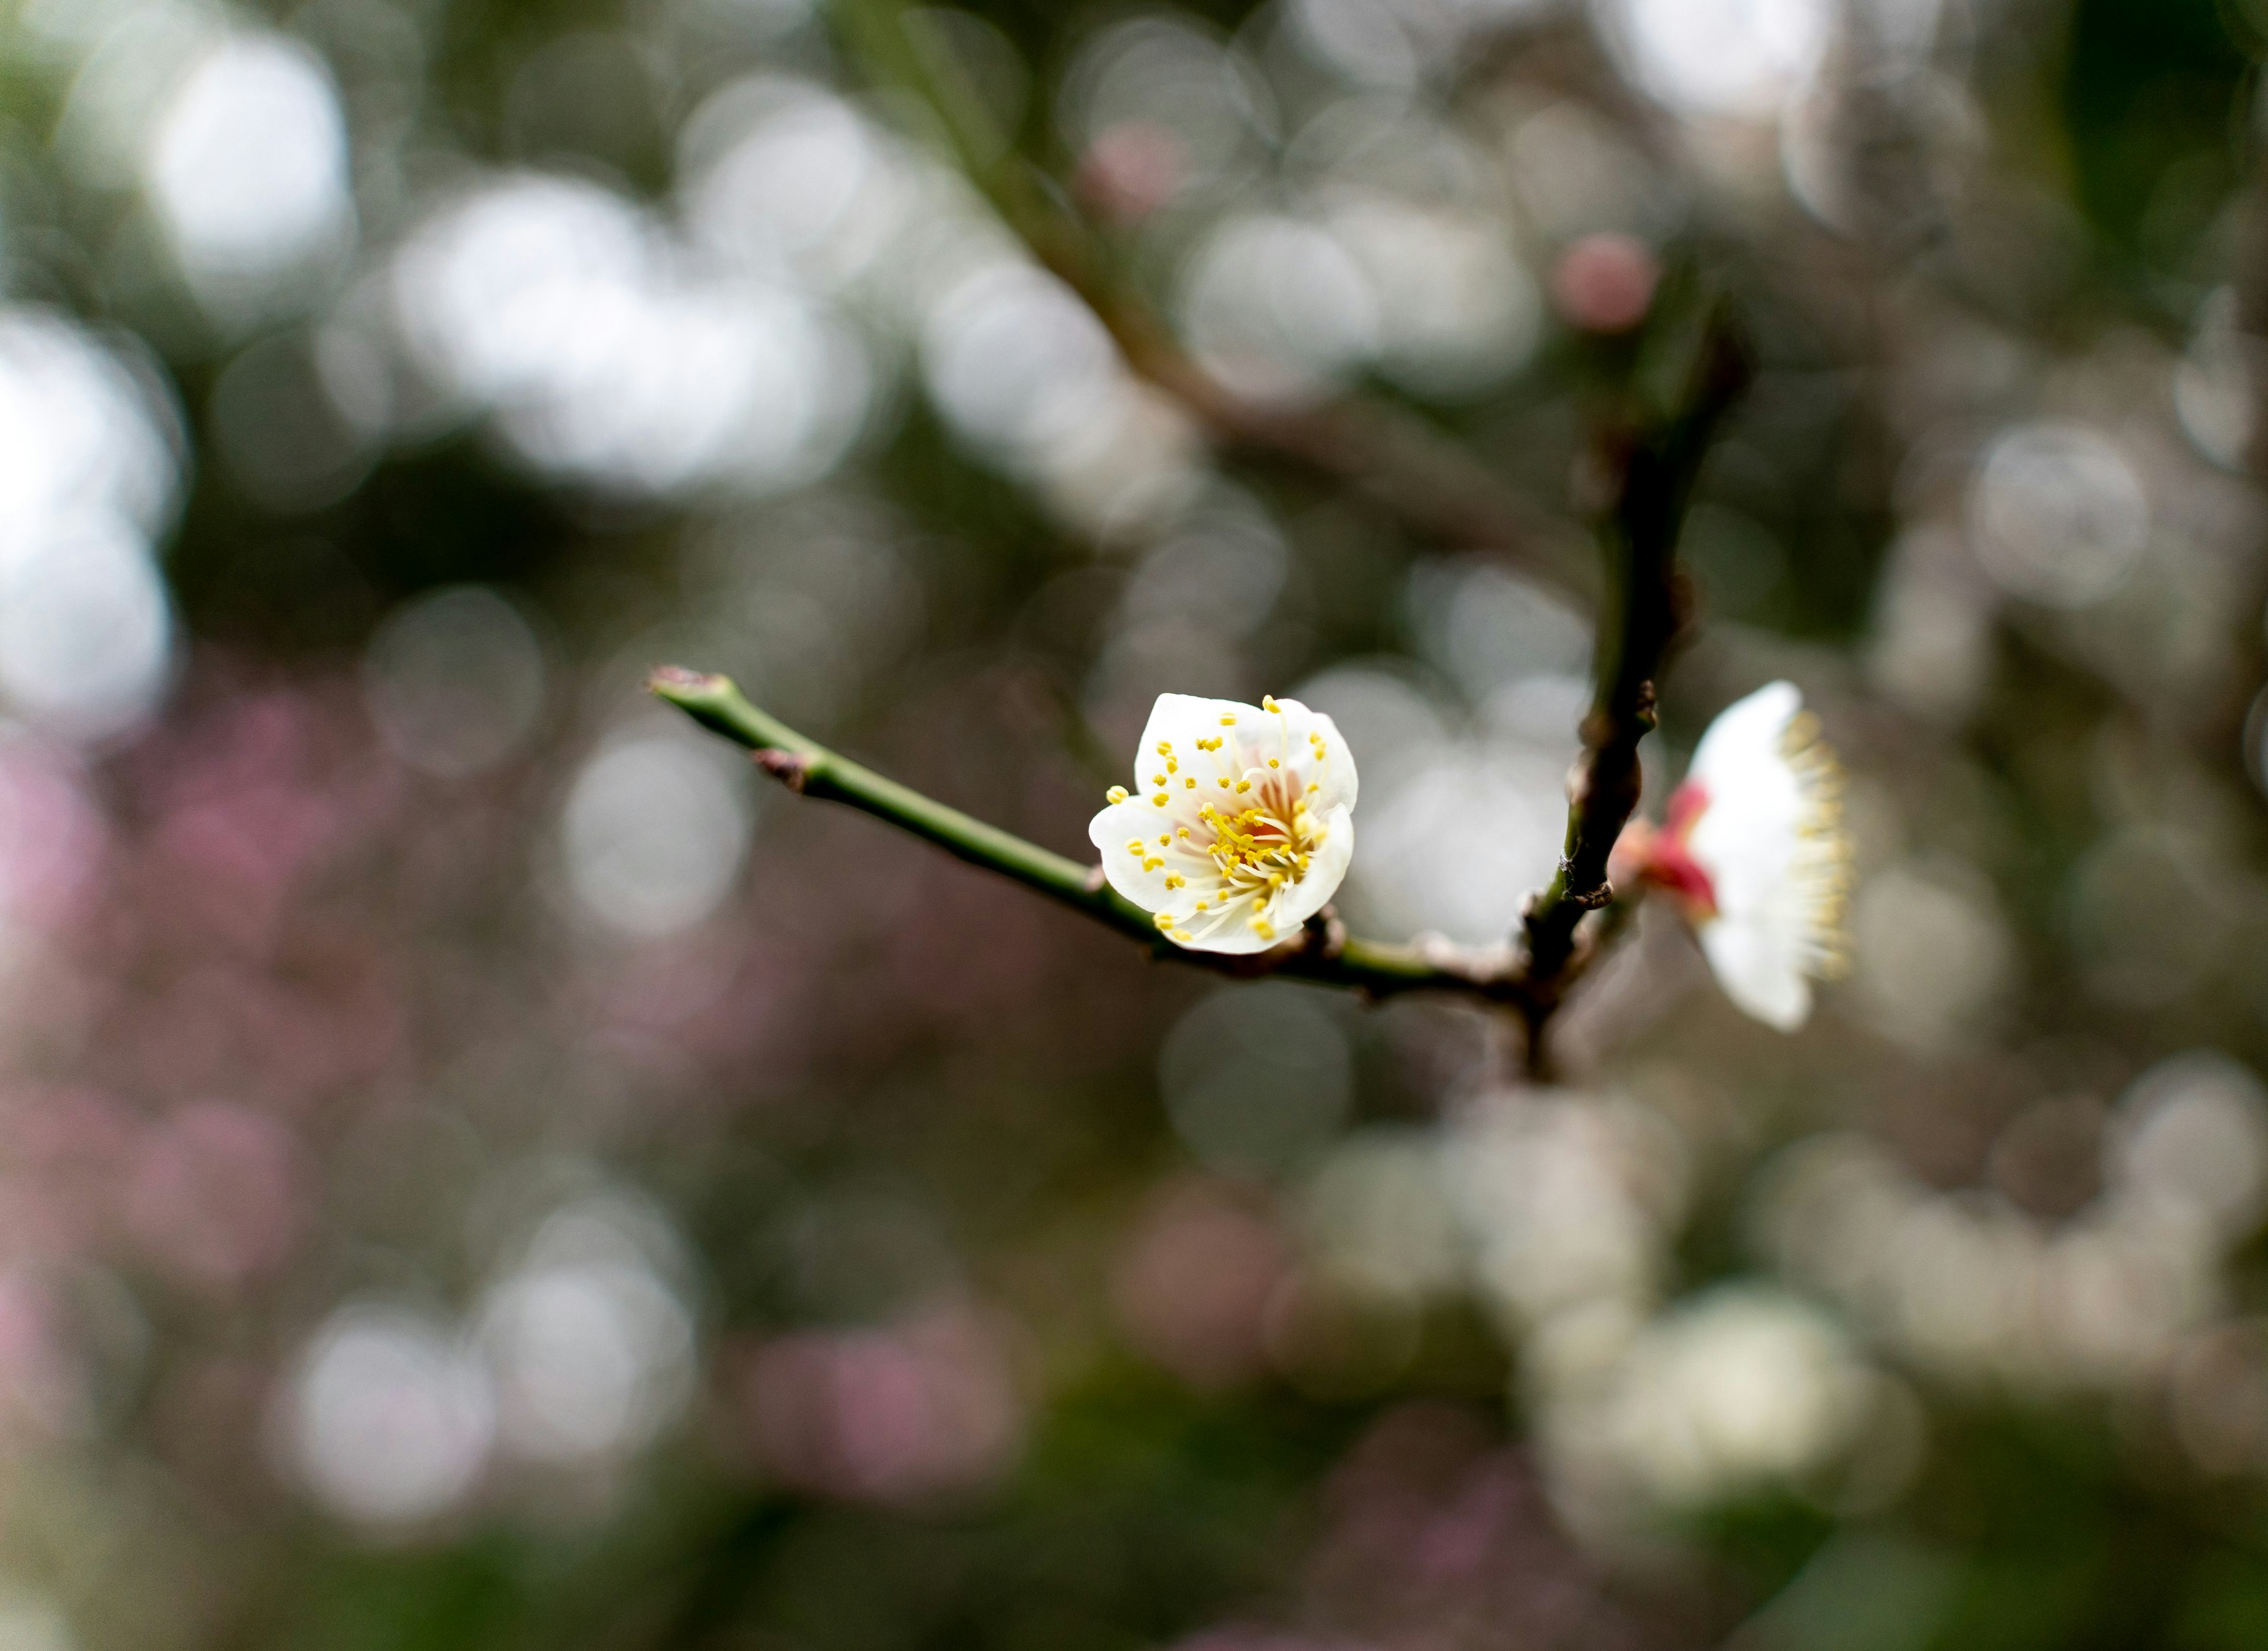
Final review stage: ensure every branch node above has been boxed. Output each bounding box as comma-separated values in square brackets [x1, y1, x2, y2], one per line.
[1560, 862, 1615, 911]
[753, 748, 812, 792]
[649, 664, 719, 694]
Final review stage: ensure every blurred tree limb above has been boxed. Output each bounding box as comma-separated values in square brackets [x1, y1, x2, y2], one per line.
[829, 0, 1594, 606]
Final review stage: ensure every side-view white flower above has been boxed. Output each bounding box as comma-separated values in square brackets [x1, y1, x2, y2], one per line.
[1617, 681, 1852, 1030]
[1089, 693, 1357, 954]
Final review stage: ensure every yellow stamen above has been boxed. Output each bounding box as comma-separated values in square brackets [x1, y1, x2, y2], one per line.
[1107, 786, 1129, 804]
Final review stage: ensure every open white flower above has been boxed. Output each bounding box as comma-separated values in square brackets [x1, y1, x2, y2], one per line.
[1089, 693, 1357, 954]
[1618, 681, 1851, 1030]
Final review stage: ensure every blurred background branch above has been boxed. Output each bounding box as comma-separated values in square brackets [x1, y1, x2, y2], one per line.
[833, 0, 1593, 604]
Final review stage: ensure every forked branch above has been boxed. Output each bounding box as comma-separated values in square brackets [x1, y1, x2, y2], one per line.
[651, 289, 1746, 1061]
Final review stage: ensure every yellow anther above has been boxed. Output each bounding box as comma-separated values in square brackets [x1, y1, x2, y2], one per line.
[1268, 872, 1285, 887]
[1158, 834, 1171, 846]
[1126, 838, 1146, 854]
[1171, 929, 1194, 943]
[1185, 777, 1197, 789]
[1153, 911, 1175, 930]
[1267, 759, 1280, 768]
[1153, 794, 1168, 807]
[1195, 899, 1209, 911]
[1251, 919, 1275, 940]
[1218, 777, 1231, 789]
[1234, 779, 1252, 794]
[1166, 758, 1178, 773]
[1165, 874, 1186, 889]
[1263, 695, 1280, 712]
[1143, 857, 1164, 872]
[1155, 741, 1172, 755]
[1152, 774, 1166, 786]
[1219, 714, 1236, 725]
[1176, 827, 1190, 839]
[1107, 786, 1129, 804]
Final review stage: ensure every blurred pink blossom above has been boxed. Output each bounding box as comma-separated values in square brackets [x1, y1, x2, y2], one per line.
[0, 740, 106, 932]
[735, 1304, 1022, 1503]
[0, 1270, 83, 1441]
[1113, 1180, 1292, 1391]
[125, 1101, 305, 1288]
[0, 1085, 138, 1260]
[1299, 1404, 1657, 1651]
[1076, 122, 1187, 224]
[1549, 234, 1660, 336]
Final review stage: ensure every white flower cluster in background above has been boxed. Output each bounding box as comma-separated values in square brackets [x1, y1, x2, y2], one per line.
[279, 1188, 699, 1529]
[1758, 1052, 2268, 1393]
[0, 312, 181, 740]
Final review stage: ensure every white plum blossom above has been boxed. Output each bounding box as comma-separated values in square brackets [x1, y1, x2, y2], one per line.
[1618, 681, 1852, 1029]
[1089, 693, 1357, 954]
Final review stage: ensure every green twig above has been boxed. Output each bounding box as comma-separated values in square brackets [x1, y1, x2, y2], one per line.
[650, 668, 1517, 1004]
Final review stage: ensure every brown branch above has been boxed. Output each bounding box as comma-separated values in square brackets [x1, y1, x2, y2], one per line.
[1514, 285, 1753, 1075]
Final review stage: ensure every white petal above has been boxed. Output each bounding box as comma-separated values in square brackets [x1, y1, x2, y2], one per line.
[1685, 682, 1806, 927]
[1134, 693, 1261, 791]
[1700, 915, 1813, 1031]
[1273, 804, 1354, 929]
[1089, 795, 1208, 911]
[1270, 697, 1358, 814]
[1174, 904, 1284, 954]
[1688, 680, 1801, 797]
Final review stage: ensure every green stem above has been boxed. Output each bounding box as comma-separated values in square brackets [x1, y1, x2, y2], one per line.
[649, 668, 1519, 1004]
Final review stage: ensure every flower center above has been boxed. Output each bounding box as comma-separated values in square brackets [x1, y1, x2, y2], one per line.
[1195, 772, 1322, 900]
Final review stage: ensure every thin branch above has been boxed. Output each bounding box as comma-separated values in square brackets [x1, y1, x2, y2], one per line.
[1514, 285, 1752, 1073]
[650, 667, 1525, 1005]
[829, 0, 1591, 606]
[649, 294, 1747, 1055]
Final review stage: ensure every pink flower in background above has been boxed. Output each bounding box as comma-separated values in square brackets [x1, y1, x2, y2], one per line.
[125, 1101, 305, 1289]
[1076, 123, 1187, 224]
[737, 1304, 1022, 1503]
[0, 740, 105, 934]
[0, 1271, 83, 1443]
[1549, 234, 1659, 335]
[1113, 1181, 1291, 1391]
